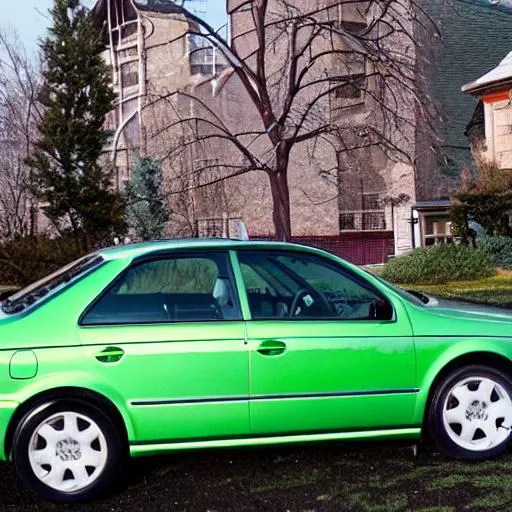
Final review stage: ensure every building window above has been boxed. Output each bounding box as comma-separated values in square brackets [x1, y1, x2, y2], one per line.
[422, 214, 453, 246]
[197, 217, 244, 238]
[362, 211, 386, 230]
[362, 193, 380, 211]
[339, 192, 386, 231]
[339, 213, 356, 231]
[338, 21, 368, 34]
[330, 1, 368, 33]
[197, 218, 224, 238]
[339, 211, 386, 231]
[189, 35, 226, 76]
[121, 23, 138, 42]
[332, 74, 365, 100]
[121, 61, 139, 88]
[124, 116, 141, 147]
[118, 47, 138, 59]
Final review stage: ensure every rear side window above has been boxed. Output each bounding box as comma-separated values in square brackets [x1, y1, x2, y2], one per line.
[2, 255, 104, 315]
[116, 258, 218, 295]
[81, 252, 241, 325]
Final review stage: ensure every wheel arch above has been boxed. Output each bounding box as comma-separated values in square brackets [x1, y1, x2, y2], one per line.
[419, 351, 512, 431]
[4, 386, 131, 460]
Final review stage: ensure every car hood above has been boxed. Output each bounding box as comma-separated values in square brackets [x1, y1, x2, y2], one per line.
[410, 296, 512, 337]
[428, 298, 512, 320]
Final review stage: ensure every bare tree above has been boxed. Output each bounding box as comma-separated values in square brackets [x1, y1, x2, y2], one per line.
[148, 0, 437, 240]
[0, 28, 41, 238]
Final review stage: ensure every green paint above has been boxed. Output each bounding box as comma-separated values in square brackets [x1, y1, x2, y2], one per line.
[0, 239, 512, 463]
[9, 351, 38, 380]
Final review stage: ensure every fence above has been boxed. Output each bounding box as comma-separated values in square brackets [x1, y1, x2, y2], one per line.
[252, 232, 395, 266]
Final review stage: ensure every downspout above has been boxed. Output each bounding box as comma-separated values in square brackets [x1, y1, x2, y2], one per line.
[410, 206, 415, 249]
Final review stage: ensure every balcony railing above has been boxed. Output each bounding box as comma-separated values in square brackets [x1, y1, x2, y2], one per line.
[339, 210, 386, 231]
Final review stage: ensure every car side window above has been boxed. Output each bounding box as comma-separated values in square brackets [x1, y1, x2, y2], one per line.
[81, 252, 242, 325]
[238, 251, 391, 321]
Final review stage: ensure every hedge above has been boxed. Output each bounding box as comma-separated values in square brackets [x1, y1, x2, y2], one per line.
[381, 244, 495, 284]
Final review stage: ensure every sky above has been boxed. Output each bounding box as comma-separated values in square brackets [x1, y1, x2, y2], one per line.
[1, 0, 227, 56]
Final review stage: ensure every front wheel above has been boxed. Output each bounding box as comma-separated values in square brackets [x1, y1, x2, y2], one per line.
[428, 365, 512, 460]
[12, 401, 123, 502]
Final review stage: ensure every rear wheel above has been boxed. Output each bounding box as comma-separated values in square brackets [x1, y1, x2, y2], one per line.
[428, 365, 512, 460]
[12, 401, 123, 502]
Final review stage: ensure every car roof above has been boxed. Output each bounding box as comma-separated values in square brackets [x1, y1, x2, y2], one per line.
[97, 238, 324, 261]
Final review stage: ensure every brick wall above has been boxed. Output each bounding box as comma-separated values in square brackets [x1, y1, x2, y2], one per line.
[252, 232, 395, 265]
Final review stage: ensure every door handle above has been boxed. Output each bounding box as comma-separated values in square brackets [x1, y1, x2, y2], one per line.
[95, 346, 124, 364]
[257, 340, 287, 356]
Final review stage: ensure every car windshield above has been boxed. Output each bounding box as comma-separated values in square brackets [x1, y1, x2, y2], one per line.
[1, 254, 104, 315]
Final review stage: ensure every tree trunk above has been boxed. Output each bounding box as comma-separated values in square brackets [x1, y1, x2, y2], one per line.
[268, 168, 292, 241]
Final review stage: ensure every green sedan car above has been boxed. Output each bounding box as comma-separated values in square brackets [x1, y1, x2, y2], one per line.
[1, 239, 512, 501]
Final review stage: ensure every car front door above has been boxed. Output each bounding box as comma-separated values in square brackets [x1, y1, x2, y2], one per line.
[235, 249, 416, 436]
[78, 250, 249, 444]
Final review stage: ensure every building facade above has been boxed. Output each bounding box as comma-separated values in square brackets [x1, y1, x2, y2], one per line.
[91, 0, 512, 262]
[92, 0, 419, 259]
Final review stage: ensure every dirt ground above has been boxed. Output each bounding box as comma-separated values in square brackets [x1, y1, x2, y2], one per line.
[0, 441, 511, 512]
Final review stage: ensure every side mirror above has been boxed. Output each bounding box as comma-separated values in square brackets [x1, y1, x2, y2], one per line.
[371, 299, 394, 321]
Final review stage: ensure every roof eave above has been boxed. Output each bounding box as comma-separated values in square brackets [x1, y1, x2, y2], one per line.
[462, 76, 512, 96]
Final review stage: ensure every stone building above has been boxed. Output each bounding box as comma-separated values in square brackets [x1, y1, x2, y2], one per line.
[91, 0, 512, 262]
[92, 0, 419, 259]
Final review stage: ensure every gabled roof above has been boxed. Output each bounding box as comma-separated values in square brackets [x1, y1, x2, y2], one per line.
[413, 200, 452, 210]
[462, 51, 512, 94]
[419, 0, 512, 179]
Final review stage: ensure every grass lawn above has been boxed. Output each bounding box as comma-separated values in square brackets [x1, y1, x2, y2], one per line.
[400, 268, 512, 308]
[2, 441, 512, 512]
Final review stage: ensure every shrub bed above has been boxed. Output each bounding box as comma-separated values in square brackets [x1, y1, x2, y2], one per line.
[477, 236, 512, 269]
[381, 244, 495, 284]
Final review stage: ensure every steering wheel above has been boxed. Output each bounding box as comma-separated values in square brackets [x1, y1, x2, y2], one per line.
[289, 288, 332, 318]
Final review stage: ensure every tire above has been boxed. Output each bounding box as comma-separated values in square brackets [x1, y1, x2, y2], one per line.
[12, 400, 124, 502]
[428, 365, 512, 460]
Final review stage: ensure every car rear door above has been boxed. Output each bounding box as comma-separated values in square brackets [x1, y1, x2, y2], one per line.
[78, 250, 249, 444]
[235, 249, 417, 436]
